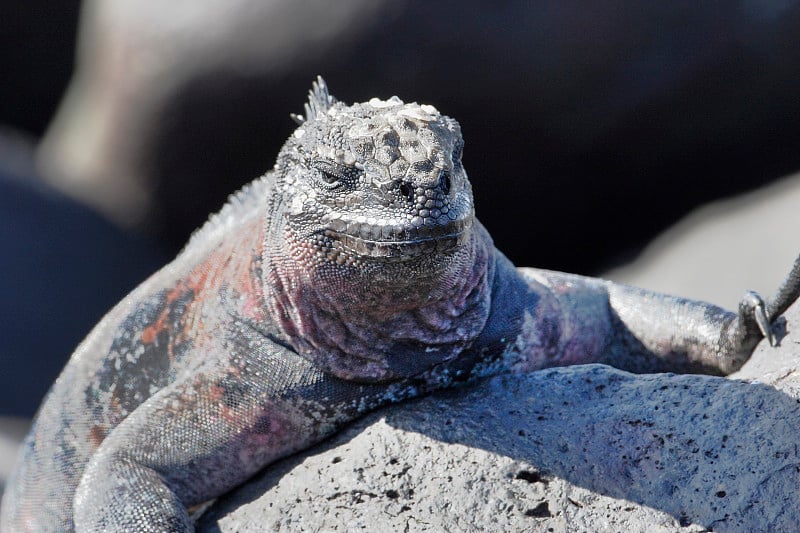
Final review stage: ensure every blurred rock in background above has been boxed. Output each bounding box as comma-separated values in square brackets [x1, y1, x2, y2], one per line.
[605, 171, 800, 309]
[0, 146, 166, 418]
[22, 0, 800, 272]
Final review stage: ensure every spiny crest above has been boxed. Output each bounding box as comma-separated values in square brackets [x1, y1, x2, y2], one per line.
[180, 175, 270, 259]
[290, 76, 337, 125]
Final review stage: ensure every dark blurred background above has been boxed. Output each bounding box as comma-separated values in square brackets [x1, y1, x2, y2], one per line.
[0, 3, 79, 138]
[2, 0, 800, 417]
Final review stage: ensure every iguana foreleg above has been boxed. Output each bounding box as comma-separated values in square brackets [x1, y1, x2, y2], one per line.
[512, 253, 800, 376]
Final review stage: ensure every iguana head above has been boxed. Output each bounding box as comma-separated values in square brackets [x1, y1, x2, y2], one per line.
[277, 77, 473, 268]
[267, 78, 491, 381]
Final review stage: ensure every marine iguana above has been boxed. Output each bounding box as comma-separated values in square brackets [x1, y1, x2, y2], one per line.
[2, 78, 799, 531]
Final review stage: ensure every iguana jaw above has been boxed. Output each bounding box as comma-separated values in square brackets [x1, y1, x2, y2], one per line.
[321, 214, 473, 262]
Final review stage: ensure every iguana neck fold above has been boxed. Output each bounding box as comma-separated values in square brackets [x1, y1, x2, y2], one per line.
[263, 223, 495, 382]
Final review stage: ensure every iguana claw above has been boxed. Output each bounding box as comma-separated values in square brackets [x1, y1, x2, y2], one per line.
[747, 291, 775, 346]
[741, 253, 800, 348]
[740, 290, 774, 347]
[766, 252, 800, 323]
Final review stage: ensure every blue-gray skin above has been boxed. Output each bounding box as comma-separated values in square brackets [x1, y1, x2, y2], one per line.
[2, 78, 799, 532]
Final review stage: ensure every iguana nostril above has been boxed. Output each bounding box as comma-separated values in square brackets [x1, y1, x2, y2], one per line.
[439, 171, 451, 195]
[399, 182, 414, 202]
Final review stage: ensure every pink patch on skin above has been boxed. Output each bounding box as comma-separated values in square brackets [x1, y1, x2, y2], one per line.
[512, 269, 612, 370]
[232, 407, 309, 471]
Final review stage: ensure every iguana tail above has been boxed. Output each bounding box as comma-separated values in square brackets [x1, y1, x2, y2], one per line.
[767, 252, 800, 322]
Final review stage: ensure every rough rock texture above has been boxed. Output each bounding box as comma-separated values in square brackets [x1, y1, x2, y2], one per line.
[198, 303, 800, 532]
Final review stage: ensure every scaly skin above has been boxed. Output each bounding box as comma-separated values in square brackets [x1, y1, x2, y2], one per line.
[2, 78, 798, 532]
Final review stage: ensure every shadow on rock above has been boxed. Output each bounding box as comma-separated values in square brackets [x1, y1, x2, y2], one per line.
[390, 366, 800, 529]
[200, 364, 800, 531]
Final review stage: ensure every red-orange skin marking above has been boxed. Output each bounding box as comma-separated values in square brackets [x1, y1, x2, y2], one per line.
[138, 217, 268, 363]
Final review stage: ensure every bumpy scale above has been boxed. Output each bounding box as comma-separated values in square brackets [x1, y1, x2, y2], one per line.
[2, 78, 799, 531]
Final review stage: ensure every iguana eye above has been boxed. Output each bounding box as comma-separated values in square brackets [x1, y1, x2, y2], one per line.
[318, 169, 341, 188]
[312, 160, 345, 190]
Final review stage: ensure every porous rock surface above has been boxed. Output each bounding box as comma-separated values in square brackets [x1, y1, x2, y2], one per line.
[198, 305, 800, 532]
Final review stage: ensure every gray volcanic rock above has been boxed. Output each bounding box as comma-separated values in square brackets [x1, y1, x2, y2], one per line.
[198, 303, 800, 532]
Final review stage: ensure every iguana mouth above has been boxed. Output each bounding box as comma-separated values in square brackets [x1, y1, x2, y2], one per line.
[323, 215, 473, 262]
